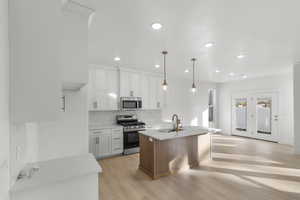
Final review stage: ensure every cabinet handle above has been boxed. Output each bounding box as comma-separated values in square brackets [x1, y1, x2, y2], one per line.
[61, 96, 66, 112]
[113, 138, 121, 140]
[94, 131, 103, 134]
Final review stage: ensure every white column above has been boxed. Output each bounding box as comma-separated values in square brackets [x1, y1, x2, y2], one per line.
[0, 0, 10, 199]
[294, 63, 300, 154]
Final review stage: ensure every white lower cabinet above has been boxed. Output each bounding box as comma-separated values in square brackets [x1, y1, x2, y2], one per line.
[89, 127, 123, 159]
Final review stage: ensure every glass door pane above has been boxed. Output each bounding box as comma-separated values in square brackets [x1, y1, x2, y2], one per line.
[253, 92, 278, 142]
[235, 98, 247, 131]
[232, 95, 250, 137]
[256, 98, 272, 135]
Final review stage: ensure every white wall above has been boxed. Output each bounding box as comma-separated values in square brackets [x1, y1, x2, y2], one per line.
[293, 63, 300, 153]
[8, 0, 62, 186]
[162, 78, 216, 127]
[8, 0, 91, 186]
[217, 73, 294, 145]
[38, 88, 89, 161]
[0, 0, 9, 199]
[10, 123, 39, 184]
[36, 9, 90, 162]
[9, 0, 61, 124]
[61, 11, 88, 85]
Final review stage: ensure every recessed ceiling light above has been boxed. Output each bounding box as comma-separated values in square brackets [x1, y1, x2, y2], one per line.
[237, 54, 245, 59]
[155, 64, 160, 68]
[151, 23, 162, 30]
[229, 72, 235, 76]
[184, 69, 189, 73]
[242, 75, 247, 79]
[205, 42, 214, 48]
[114, 57, 120, 61]
[215, 69, 221, 73]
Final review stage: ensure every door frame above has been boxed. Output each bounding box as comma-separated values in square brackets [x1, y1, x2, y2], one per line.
[231, 90, 279, 142]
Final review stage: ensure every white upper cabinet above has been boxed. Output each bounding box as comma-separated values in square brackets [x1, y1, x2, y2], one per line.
[120, 69, 164, 110]
[61, 4, 91, 91]
[148, 76, 157, 109]
[89, 66, 119, 111]
[89, 66, 164, 111]
[10, 0, 62, 123]
[139, 74, 150, 109]
[120, 70, 140, 97]
[148, 75, 164, 110]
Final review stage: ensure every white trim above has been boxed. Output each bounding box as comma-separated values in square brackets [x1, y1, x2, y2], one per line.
[231, 90, 279, 142]
[89, 64, 163, 78]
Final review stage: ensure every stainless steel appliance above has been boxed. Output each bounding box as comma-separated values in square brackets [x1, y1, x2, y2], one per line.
[120, 97, 142, 110]
[116, 114, 146, 155]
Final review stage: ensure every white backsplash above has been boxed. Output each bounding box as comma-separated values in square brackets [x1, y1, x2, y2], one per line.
[89, 110, 163, 126]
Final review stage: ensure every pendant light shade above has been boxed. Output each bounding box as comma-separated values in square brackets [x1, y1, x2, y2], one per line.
[162, 51, 168, 91]
[191, 58, 197, 93]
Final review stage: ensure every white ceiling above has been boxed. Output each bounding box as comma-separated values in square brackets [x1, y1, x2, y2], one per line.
[88, 0, 300, 82]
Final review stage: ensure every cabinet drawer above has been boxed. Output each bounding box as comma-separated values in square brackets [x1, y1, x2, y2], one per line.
[112, 133, 122, 139]
[112, 137, 123, 151]
[91, 129, 111, 135]
[112, 128, 123, 134]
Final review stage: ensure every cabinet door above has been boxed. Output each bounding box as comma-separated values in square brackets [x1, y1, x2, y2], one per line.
[120, 71, 130, 97]
[111, 130, 123, 154]
[99, 133, 112, 156]
[130, 72, 140, 97]
[155, 76, 164, 109]
[89, 136, 100, 158]
[140, 74, 149, 109]
[94, 68, 107, 109]
[89, 67, 119, 110]
[148, 76, 157, 109]
[106, 69, 119, 110]
[120, 70, 141, 97]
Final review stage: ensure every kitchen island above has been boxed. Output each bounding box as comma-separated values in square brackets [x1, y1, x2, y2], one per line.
[139, 127, 210, 179]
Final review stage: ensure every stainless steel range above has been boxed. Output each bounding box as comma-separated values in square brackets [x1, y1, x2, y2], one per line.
[116, 114, 146, 155]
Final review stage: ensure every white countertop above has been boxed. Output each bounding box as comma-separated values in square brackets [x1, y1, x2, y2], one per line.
[89, 124, 123, 130]
[10, 154, 102, 193]
[140, 126, 209, 141]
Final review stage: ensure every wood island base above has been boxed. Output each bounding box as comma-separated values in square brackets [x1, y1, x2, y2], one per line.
[139, 133, 211, 179]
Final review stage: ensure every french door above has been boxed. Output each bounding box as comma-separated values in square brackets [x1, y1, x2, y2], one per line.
[231, 91, 279, 142]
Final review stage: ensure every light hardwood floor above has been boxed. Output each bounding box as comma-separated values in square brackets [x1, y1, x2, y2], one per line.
[98, 135, 300, 200]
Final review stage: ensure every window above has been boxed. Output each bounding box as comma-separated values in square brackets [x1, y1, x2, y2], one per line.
[208, 89, 216, 126]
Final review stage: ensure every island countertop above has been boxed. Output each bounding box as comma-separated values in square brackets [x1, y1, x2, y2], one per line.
[140, 126, 209, 141]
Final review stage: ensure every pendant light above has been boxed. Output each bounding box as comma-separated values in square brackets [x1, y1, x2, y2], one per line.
[191, 58, 197, 93]
[162, 51, 168, 91]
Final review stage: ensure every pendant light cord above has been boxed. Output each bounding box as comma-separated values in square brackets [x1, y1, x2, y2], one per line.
[192, 58, 196, 86]
[164, 53, 166, 81]
[193, 60, 195, 84]
[162, 51, 168, 83]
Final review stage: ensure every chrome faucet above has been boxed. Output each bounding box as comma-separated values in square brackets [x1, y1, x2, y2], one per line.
[172, 114, 181, 132]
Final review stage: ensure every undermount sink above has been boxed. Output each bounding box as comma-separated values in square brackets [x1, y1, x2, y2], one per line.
[158, 128, 185, 133]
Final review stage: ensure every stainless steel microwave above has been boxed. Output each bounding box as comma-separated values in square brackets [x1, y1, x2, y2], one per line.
[120, 97, 142, 110]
